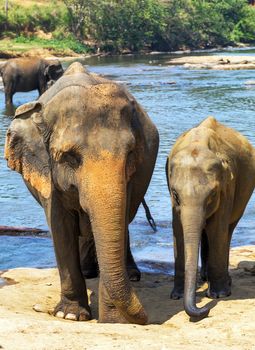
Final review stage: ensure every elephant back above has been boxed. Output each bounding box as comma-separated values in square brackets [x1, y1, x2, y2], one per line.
[39, 73, 99, 106]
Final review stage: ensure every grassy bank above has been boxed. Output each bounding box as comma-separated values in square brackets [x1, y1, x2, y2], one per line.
[0, 38, 88, 58]
[0, 36, 92, 58]
[0, 0, 90, 57]
[0, 0, 255, 57]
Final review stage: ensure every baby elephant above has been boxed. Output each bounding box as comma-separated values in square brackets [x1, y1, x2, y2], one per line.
[166, 117, 255, 319]
[0, 57, 63, 106]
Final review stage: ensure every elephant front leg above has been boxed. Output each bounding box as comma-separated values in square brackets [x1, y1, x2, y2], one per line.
[4, 89, 13, 106]
[206, 217, 232, 299]
[3, 79, 14, 106]
[171, 209, 184, 299]
[46, 197, 91, 321]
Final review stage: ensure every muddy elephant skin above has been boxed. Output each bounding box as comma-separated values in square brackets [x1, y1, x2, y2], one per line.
[0, 57, 63, 106]
[4, 62, 159, 324]
[166, 117, 255, 319]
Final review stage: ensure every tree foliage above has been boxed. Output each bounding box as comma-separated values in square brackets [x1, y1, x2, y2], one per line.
[1, 0, 255, 53]
[62, 0, 98, 38]
[93, 0, 166, 51]
[161, 0, 255, 50]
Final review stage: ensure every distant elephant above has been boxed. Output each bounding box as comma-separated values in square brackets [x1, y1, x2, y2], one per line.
[5, 62, 159, 324]
[166, 117, 255, 319]
[0, 57, 63, 106]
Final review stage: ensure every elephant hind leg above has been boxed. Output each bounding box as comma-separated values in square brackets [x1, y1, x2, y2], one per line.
[200, 230, 209, 282]
[79, 231, 141, 281]
[79, 235, 99, 279]
[78, 212, 99, 279]
[126, 230, 141, 282]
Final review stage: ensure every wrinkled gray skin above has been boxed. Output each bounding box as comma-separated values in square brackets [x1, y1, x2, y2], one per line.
[0, 57, 63, 106]
[5, 62, 159, 324]
[166, 117, 255, 319]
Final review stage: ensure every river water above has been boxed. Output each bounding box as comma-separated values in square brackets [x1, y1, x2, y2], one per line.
[1, 50, 255, 273]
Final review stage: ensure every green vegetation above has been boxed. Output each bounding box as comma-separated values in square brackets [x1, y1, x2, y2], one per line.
[13, 36, 90, 54]
[0, 0, 255, 55]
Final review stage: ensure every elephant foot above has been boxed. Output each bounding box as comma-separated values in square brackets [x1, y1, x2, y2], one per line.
[170, 285, 184, 300]
[53, 297, 91, 321]
[207, 277, 232, 299]
[127, 265, 141, 282]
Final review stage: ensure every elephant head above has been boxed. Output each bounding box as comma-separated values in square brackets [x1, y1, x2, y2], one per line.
[44, 59, 64, 89]
[4, 63, 158, 324]
[167, 118, 234, 318]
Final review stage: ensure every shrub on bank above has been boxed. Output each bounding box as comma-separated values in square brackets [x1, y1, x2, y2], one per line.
[13, 35, 91, 54]
[0, 1, 67, 36]
[0, 0, 255, 54]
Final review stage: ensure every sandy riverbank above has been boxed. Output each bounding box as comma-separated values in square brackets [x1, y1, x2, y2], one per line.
[1, 246, 255, 349]
[168, 55, 255, 70]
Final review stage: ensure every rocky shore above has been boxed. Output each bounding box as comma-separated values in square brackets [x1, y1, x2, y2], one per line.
[168, 55, 255, 70]
[1, 246, 255, 349]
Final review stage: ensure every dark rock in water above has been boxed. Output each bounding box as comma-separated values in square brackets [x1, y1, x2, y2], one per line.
[162, 81, 176, 85]
[0, 226, 48, 236]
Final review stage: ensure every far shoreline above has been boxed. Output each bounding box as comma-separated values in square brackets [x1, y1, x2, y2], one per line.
[1, 44, 255, 63]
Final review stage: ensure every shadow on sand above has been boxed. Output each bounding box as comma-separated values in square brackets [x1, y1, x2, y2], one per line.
[86, 260, 255, 324]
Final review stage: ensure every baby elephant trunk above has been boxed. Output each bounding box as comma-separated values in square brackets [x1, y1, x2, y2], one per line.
[181, 206, 210, 319]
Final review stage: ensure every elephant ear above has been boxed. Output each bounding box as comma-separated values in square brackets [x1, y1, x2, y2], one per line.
[44, 63, 63, 81]
[4, 101, 52, 200]
[215, 151, 235, 187]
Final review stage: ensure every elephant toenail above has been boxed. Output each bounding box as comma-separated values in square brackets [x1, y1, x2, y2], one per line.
[79, 313, 90, 321]
[65, 313, 77, 321]
[56, 311, 65, 318]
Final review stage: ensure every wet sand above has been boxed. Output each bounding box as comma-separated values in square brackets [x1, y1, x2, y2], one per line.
[0, 246, 255, 349]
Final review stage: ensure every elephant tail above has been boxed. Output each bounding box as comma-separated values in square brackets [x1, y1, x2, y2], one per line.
[142, 199, 157, 232]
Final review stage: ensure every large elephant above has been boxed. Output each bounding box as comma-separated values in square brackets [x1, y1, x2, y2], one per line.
[5, 62, 159, 324]
[166, 117, 255, 319]
[0, 57, 63, 106]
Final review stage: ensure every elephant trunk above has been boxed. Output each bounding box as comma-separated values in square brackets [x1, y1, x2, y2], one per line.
[181, 206, 210, 318]
[79, 154, 147, 324]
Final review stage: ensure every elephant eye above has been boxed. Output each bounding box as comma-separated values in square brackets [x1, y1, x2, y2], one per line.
[171, 188, 180, 206]
[59, 150, 81, 168]
[207, 188, 218, 204]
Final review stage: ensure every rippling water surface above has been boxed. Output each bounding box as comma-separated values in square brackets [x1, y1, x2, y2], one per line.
[1, 50, 255, 273]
